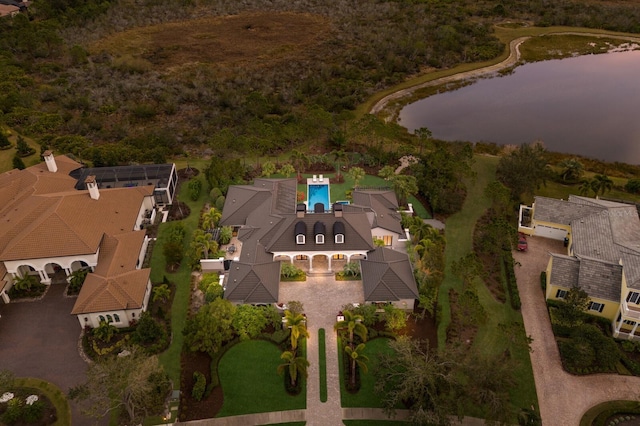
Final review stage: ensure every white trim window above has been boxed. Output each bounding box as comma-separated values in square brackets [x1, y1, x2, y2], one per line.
[335, 234, 344, 244]
[316, 234, 324, 244]
[587, 301, 605, 313]
[556, 289, 567, 299]
[296, 234, 305, 245]
[627, 291, 640, 304]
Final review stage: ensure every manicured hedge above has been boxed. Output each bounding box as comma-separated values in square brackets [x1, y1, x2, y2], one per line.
[502, 254, 521, 310]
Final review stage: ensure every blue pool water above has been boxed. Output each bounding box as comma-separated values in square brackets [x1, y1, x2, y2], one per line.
[308, 184, 330, 211]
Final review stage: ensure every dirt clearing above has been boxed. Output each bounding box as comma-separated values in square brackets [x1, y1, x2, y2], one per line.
[90, 12, 330, 72]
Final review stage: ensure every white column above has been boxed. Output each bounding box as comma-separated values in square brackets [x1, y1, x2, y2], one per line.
[309, 256, 313, 272]
[631, 321, 639, 340]
[328, 255, 332, 273]
[39, 270, 51, 285]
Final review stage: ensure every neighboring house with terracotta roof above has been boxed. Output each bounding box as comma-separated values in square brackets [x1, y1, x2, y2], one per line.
[0, 152, 172, 328]
[219, 179, 418, 309]
[520, 195, 640, 340]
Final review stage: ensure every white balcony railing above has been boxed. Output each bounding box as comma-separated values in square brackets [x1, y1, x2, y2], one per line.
[621, 299, 640, 320]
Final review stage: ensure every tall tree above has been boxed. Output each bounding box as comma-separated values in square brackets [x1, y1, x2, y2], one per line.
[558, 158, 584, 182]
[348, 167, 365, 189]
[496, 141, 549, 201]
[201, 208, 222, 231]
[290, 150, 310, 179]
[69, 348, 170, 424]
[183, 298, 236, 355]
[345, 342, 369, 389]
[335, 309, 367, 348]
[277, 350, 309, 387]
[283, 310, 309, 350]
[390, 174, 418, 207]
[375, 337, 464, 425]
[591, 174, 613, 197]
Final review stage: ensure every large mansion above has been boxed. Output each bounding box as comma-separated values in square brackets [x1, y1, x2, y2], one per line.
[520, 195, 640, 340]
[0, 153, 177, 328]
[218, 178, 419, 310]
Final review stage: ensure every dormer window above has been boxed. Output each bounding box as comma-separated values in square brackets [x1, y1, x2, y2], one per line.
[333, 221, 345, 244]
[314, 221, 326, 245]
[295, 221, 307, 245]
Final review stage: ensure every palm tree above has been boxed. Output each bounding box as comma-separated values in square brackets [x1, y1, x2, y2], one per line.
[201, 208, 221, 231]
[559, 158, 584, 182]
[334, 310, 367, 348]
[283, 310, 309, 350]
[192, 230, 216, 259]
[290, 150, 310, 179]
[13, 274, 35, 292]
[345, 342, 369, 388]
[348, 167, 365, 189]
[277, 350, 309, 387]
[592, 174, 613, 197]
[378, 165, 395, 180]
[518, 406, 542, 426]
[152, 284, 171, 303]
[578, 179, 595, 196]
[390, 174, 418, 207]
[331, 150, 349, 178]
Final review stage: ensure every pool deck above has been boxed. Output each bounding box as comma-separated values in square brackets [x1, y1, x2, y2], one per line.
[307, 175, 330, 211]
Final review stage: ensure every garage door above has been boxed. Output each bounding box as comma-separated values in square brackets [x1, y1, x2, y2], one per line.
[535, 225, 567, 240]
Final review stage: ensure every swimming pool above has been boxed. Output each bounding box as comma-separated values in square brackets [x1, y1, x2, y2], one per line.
[308, 184, 330, 211]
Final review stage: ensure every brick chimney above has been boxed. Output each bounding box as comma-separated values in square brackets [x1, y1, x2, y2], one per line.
[85, 175, 100, 200]
[42, 150, 57, 173]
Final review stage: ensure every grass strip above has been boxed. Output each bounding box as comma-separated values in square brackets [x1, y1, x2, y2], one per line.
[318, 329, 327, 403]
[13, 378, 71, 426]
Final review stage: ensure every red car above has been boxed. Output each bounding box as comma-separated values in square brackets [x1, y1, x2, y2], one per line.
[517, 234, 528, 251]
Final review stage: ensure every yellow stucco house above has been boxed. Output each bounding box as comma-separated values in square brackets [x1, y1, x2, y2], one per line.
[519, 195, 640, 340]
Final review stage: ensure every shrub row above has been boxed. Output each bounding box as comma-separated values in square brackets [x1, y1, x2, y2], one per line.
[502, 254, 521, 310]
[91, 334, 129, 356]
[191, 371, 206, 402]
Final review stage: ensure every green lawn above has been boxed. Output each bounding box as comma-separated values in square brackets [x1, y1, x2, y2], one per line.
[437, 155, 538, 414]
[0, 126, 45, 172]
[318, 329, 327, 403]
[12, 378, 71, 426]
[217, 340, 306, 417]
[339, 337, 395, 408]
[155, 172, 208, 385]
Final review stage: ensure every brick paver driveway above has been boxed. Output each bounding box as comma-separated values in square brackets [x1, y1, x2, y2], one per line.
[514, 236, 640, 425]
[0, 283, 101, 425]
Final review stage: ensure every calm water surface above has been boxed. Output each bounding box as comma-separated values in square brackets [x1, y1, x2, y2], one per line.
[398, 50, 640, 164]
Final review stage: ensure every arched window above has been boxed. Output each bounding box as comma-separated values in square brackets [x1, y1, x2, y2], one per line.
[114, 314, 120, 323]
[99, 315, 106, 323]
[107, 314, 113, 323]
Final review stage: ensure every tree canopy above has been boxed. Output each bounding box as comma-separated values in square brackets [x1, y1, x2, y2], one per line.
[496, 141, 549, 201]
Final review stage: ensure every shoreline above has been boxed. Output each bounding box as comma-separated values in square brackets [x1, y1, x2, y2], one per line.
[369, 30, 640, 123]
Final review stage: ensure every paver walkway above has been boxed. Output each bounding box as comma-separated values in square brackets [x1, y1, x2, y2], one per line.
[279, 276, 365, 426]
[514, 236, 640, 425]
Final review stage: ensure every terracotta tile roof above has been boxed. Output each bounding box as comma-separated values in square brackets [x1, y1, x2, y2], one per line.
[0, 186, 152, 261]
[71, 269, 150, 314]
[93, 231, 146, 277]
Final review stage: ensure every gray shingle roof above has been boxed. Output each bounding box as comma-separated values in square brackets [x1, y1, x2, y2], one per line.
[224, 261, 280, 304]
[351, 190, 403, 234]
[576, 256, 622, 302]
[549, 254, 579, 289]
[361, 247, 419, 302]
[533, 196, 602, 225]
[536, 196, 640, 296]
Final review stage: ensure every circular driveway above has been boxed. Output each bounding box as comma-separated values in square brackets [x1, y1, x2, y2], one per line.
[0, 283, 101, 425]
[514, 236, 640, 425]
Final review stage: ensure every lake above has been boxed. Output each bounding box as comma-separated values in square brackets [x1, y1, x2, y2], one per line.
[398, 49, 640, 164]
